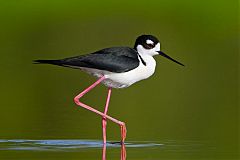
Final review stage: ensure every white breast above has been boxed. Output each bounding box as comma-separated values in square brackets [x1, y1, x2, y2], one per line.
[103, 54, 156, 88]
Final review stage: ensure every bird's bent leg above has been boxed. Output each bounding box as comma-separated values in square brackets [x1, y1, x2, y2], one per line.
[74, 76, 106, 99]
[74, 76, 127, 143]
[102, 88, 112, 144]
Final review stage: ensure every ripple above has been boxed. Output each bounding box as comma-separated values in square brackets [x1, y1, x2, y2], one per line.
[0, 139, 163, 151]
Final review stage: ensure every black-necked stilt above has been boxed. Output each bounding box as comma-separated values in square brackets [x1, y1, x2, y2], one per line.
[34, 35, 184, 144]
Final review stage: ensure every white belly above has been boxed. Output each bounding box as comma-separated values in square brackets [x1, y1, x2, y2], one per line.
[81, 54, 156, 88]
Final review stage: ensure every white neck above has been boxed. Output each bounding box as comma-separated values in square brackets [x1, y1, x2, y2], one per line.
[138, 50, 156, 71]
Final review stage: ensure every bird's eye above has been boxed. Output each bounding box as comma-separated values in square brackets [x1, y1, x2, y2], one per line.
[143, 43, 155, 49]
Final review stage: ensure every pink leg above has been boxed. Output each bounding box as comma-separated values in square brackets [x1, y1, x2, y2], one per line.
[74, 76, 127, 143]
[102, 143, 126, 160]
[102, 143, 106, 160]
[102, 88, 112, 144]
[121, 143, 127, 160]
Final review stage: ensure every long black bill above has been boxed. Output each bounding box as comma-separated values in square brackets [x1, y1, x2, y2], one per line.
[157, 51, 184, 66]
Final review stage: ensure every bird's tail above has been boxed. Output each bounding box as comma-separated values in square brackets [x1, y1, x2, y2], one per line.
[33, 59, 64, 66]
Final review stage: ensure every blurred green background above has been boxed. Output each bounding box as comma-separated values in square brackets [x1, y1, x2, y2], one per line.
[0, 0, 238, 159]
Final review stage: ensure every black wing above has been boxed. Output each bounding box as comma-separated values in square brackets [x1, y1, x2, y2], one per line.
[34, 47, 140, 73]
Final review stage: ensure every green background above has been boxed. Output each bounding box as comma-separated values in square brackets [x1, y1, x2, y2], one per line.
[0, 0, 238, 159]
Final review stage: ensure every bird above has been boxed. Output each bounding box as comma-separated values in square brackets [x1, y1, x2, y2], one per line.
[34, 35, 184, 144]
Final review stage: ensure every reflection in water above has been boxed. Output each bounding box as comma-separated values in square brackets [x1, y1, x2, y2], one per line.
[102, 143, 126, 160]
[121, 144, 127, 160]
[0, 139, 219, 159]
[0, 139, 129, 159]
[0, 139, 163, 159]
[0, 139, 161, 151]
[102, 143, 107, 160]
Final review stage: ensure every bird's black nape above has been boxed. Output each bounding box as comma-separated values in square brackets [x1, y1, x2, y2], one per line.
[134, 35, 159, 50]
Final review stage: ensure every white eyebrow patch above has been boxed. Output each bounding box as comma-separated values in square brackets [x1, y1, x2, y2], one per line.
[146, 39, 154, 45]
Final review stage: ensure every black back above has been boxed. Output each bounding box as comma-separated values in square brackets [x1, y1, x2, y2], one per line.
[35, 47, 140, 73]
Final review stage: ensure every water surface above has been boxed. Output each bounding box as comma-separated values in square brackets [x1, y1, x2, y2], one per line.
[0, 139, 233, 160]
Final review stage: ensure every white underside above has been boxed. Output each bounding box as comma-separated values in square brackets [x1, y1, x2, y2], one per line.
[80, 54, 156, 88]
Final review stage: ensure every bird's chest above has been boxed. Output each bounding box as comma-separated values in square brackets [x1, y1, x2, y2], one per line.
[105, 54, 156, 88]
[135, 54, 156, 80]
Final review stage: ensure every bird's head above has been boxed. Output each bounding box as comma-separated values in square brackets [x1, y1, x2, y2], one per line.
[134, 35, 184, 66]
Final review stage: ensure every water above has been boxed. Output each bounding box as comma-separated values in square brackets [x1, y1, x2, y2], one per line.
[0, 139, 162, 151]
[0, 139, 229, 160]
